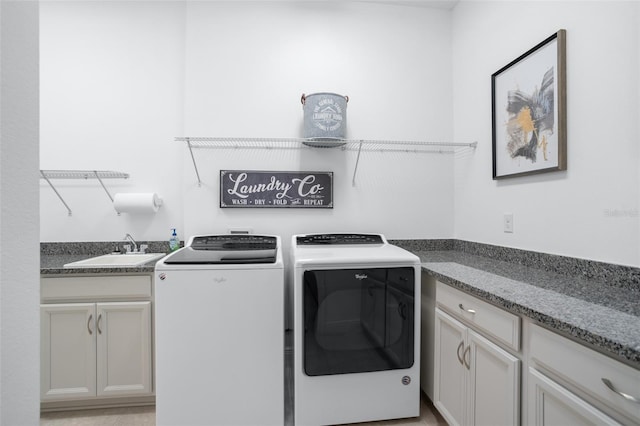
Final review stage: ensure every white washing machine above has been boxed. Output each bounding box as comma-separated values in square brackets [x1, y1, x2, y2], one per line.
[155, 234, 284, 426]
[290, 233, 421, 426]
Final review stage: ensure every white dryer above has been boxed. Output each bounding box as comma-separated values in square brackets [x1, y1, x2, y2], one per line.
[290, 233, 421, 426]
[155, 234, 284, 426]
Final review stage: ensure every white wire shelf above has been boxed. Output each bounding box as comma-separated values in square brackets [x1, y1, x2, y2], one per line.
[176, 137, 476, 149]
[176, 137, 477, 186]
[40, 170, 130, 180]
[40, 170, 130, 216]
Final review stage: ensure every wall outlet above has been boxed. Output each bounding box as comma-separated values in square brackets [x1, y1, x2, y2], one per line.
[503, 213, 514, 233]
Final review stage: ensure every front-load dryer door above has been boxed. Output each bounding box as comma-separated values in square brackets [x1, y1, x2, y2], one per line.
[302, 267, 415, 376]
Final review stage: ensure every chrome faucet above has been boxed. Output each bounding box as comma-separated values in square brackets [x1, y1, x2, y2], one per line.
[124, 233, 138, 253]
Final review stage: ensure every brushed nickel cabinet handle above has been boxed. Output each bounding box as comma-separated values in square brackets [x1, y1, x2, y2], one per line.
[97, 314, 103, 334]
[458, 303, 476, 314]
[87, 314, 93, 335]
[602, 378, 640, 403]
[456, 341, 464, 365]
[463, 345, 471, 370]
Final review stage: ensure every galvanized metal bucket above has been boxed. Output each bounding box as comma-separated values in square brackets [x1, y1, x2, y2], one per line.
[301, 93, 349, 145]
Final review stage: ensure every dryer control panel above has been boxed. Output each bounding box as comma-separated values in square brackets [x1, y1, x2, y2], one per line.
[296, 233, 384, 246]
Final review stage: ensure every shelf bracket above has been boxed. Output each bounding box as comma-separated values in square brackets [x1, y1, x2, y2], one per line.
[93, 170, 115, 203]
[40, 170, 73, 216]
[352, 141, 364, 186]
[92, 170, 121, 216]
[186, 138, 203, 187]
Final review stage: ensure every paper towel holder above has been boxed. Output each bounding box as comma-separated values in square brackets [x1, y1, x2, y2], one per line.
[113, 193, 163, 214]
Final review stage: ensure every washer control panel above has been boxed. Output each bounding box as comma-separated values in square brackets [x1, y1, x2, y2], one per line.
[190, 235, 277, 251]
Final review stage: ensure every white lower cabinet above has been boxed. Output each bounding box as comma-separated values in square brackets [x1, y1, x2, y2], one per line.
[96, 302, 152, 397]
[40, 275, 154, 405]
[434, 308, 520, 426]
[434, 308, 466, 425]
[41, 303, 97, 400]
[528, 323, 639, 425]
[528, 368, 621, 426]
[41, 301, 152, 401]
[431, 281, 639, 426]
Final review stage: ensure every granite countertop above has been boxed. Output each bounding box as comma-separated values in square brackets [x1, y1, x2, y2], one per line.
[40, 241, 171, 275]
[417, 250, 640, 369]
[40, 254, 160, 275]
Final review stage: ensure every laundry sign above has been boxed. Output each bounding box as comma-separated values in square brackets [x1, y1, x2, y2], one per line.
[220, 170, 333, 208]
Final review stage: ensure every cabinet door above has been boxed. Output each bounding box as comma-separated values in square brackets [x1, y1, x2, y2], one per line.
[41, 303, 96, 401]
[96, 301, 152, 397]
[528, 368, 621, 426]
[468, 329, 520, 426]
[434, 308, 466, 426]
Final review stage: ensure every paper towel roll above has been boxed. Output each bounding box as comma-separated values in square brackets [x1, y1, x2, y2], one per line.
[113, 193, 162, 214]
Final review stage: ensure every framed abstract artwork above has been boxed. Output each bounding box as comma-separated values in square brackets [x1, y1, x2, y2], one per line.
[492, 29, 567, 179]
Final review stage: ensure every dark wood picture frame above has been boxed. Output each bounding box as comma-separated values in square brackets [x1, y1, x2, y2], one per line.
[492, 29, 567, 179]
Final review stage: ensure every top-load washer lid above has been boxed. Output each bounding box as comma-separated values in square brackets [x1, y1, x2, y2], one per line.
[163, 234, 278, 264]
[296, 233, 385, 246]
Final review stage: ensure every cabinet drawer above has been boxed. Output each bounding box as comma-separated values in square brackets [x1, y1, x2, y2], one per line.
[528, 367, 622, 425]
[436, 281, 520, 351]
[529, 324, 640, 423]
[41, 275, 152, 302]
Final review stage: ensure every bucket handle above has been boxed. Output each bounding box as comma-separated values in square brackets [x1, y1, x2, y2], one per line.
[301, 93, 349, 105]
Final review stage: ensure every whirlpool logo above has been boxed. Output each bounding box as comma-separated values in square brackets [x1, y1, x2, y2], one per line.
[355, 274, 368, 280]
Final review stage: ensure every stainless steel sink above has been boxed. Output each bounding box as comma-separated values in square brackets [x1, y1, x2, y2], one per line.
[63, 253, 167, 268]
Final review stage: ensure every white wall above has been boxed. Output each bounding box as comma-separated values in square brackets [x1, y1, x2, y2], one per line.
[452, 1, 640, 266]
[40, 1, 640, 266]
[182, 1, 454, 244]
[40, 1, 455, 245]
[0, 1, 40, 424]
[39, 1, 186, 242]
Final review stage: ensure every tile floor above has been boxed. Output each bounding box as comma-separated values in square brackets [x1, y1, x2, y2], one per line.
[40, 405, 155, 426]
[40, 393, 446, 426]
